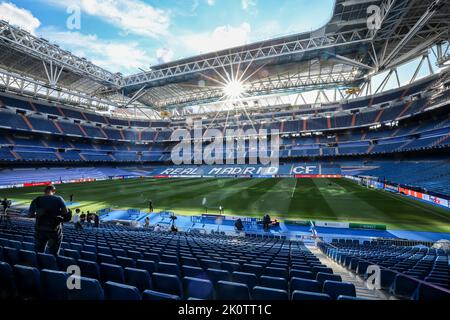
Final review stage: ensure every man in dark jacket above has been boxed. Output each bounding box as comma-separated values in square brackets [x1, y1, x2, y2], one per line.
[94, 213, 99, 228]
[29, 185, 72, 256]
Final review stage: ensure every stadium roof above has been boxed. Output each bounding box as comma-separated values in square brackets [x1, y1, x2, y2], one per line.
[0, 0, 449, 117]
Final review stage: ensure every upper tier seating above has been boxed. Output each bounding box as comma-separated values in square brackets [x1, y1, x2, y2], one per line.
[0, 74, 446, 144]
[0, 167, 141, 186]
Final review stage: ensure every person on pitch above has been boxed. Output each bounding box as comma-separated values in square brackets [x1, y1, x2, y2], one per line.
[148, 200, 154, 213]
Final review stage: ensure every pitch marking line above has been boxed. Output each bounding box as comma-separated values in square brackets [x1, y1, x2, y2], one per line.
[291, 179, 298, 199]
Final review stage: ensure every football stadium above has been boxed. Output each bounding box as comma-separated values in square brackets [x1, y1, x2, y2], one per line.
[0, 0, 450, 306]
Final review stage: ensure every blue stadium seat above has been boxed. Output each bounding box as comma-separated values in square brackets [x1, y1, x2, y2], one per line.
[112, 248, 127, 257]
[380, 269, 397, 289]
[70, 243, 83, 252]
[143, 252, 160, 263]
[290, 278, 321, 293]
[181, 256, 200, 267]
[232, 271, 258, 289]
[316, 272, 342, 284]
[292, 290, 331, 301]
[337, 295, 368, 300]
[243, 264, 263, 276]
[0, 246, 3, 261]
[20, 250, 38, 268]
[264, 267, 288, 278]
[83, 244, 97, 254]
[80, 251, 97, 262]
[216, 281, 250, 300]
[183, 277, 214, 299]
[136, 260, 157, 275]
[57, 255, 76, 271]
[356, 261, 371, 276]
[22, 242, 35, 252]
[312, 266, 333, 276]
[142, 290, 180, 301]
[78, 259, 101, 280]
[4, 247, 20, 265]
[67, 277, 104, 300]
[207, 268, 232, 284]
[13, 265, 41, 299]
[97, 247, 112, 256]
[116, 256, 136, 269]
[60, 242, 70, 250]
[182, 265, 206, 279]
[63, 249, 80, 260]
[323, 281, 356, 300]
[412, 283, 450, 300]
[201, 259, 221, 269]
[158, 262, 181, 277]
[291, 265, 312, 272]
[125, 268, 152, 292]
[390, 274, 420, 298]
[290, 270, 314, 280]
[127, 250, 142, 260]
[161, 254, 179, 264]
[98, 253, 116, 264]
[259, 276, 288, 291]
[221, 261, 241, 273]
[37, 253, 58, 270]
[104, 281, 141, 300]
[100, 263, 125, 284]
[8, 240, 22, 250]
[349, 258, 359, 272]
[40, 269, 69, 300]
[152, 273, 183, 297]
[0, 261, 16, 299]
[252, 286, 289, 300]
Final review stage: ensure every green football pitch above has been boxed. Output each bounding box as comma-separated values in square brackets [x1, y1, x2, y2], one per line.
[2, 177, 450, 232]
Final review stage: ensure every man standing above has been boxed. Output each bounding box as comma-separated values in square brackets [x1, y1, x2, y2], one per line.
[29, 185, 72, 256]
[94, 213, 100, 228]
[0, 198, 11, 228]
[73, 208, 83, 232]
[148, 200, 154, 213]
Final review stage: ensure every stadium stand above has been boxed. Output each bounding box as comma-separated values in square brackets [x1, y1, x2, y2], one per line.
[1, 217, 448, 301]
[319, 241, 450, 300]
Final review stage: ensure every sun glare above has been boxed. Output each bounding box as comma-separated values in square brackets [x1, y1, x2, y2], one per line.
[223, 80, 246, 100]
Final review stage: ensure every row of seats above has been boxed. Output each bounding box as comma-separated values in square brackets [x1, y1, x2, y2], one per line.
[0, 245, 357, 300]
[0, 218, 360, 300]
[318, 242, 450, 300]
[0, 261, 359, 301]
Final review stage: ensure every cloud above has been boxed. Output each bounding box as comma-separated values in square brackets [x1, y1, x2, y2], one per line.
[207, 0, 216, 5]
[241, 0, 257, 11]
[156, 48, 174, 64]
[39, 27, 151, 74]
[253, 20, 283, 41]
[44, 0, 170, 38]
[180, 23, 252, 54]
[0, 2, 41, 35]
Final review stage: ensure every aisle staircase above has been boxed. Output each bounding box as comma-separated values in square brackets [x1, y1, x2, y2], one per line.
[308, 246, 396, 300]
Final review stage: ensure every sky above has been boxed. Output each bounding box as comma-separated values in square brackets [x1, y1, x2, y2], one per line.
[0, 0, 335, 75]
